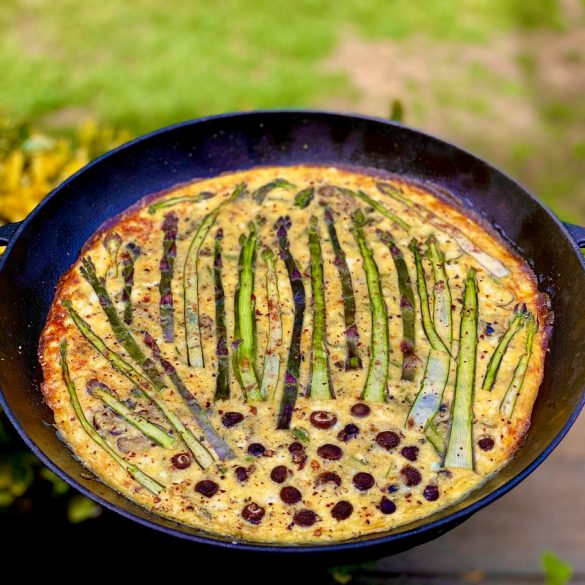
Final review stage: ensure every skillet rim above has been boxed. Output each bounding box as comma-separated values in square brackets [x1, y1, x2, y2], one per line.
[0, 109, 584, 553]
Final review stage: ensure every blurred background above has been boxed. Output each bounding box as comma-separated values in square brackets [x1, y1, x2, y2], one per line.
[0, 1, 583, 582]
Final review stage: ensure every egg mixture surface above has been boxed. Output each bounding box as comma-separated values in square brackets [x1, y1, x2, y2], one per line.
[40, 166, 549, 543]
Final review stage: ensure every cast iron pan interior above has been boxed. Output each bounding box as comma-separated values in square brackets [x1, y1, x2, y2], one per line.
[0, 111, 584, 558]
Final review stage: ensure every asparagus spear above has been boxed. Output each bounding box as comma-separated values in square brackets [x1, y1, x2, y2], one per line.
[121, 243, 141, 325]
[323, 206, 362, 371]
[252, 178, 296, 204]
[307, 216, 335, 399]
[352, 189, 410, 232]
[63, 301, 215, 468]
[482, 303, 528, 392]
[407, 238, 453, 432]
[233, 223, 262, 401]
[213, 229, 230, 401]
[275, 216, 306, 429]
[143, 331, 235, 460]
[184, 183, 247, 367]
[148, 191, 215, 214]
[500, 314, 537, 418]
[60, 341, 164, 495]
[353, 209, 389, 402]
[425, 418, 447, 454]
[103, 231, 122, 277]
[260, 246, 282, 400]
[444, 268, 478, 470]
[159, 212, 178, 343]
[86, 379, 176, 449]
[294, 187, 315, 209]
[80, 256, 166, 390]
[377, 182, 509, 278]
[426, 237, 453, 348]
[377, 229, 418, 381]
[409, 240, 451, 356]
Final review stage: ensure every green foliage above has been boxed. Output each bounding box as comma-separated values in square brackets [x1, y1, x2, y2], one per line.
[67, 494, 102, 524]
[542, 551, 573, 585]
[291, 427, 310, 444]
[0, 0, 569, 133]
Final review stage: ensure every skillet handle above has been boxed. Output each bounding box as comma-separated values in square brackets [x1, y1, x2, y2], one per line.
[0, 221, 22, 246]
[564, 222, 585, 248]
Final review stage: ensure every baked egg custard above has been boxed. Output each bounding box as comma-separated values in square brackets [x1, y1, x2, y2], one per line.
[40, 166, 550, 543]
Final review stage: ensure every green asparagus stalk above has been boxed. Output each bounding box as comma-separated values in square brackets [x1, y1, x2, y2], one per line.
[184, 183, 247, 367]
[307, 216, 335, 399]
[377, 229, 418, 381]
[143, 331, 235, 460]
[294, 187, 315, 209]
[60, 341, 164, 495]
[213, 228, 230, 401]
[482, 303, 528, 392]
[407, 238, 453, 432]
[409, 240, 451, 356]
[351, 189, 410, 232]
[444, 268, 478, 470]
[323, 206, 362, 370]
[63, 301, 215, 469]
[260, 246, 282, 400]
[377, 182, 509, 278]
[252, 178, 296, 204]
[86, 379, 176, 449]
[409, 351, 450, 431]
[121, 243, 140, 325]
[80, 256, 166, 390]
[233, 223, 262, 401]
[159, 212, 178, 343]
[103, 231, 122, 278]
[148, 191, 215, 214]
[425, 417, 447, 454]
[353, 209, 389, 402]
[426, 237, 453, 348]
[500, 314, 537, 417]
[275, 216, 306, 429]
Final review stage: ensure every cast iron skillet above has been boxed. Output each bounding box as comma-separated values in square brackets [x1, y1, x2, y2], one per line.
[0, 111, 584, 561]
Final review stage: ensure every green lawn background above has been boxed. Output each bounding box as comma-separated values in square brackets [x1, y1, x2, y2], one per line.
[0, 0, 583, 222]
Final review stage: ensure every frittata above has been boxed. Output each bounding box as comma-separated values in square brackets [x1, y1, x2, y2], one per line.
[39, 165, 550, 543]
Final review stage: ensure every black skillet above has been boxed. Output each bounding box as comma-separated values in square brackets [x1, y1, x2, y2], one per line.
[0, 111, 584, 562]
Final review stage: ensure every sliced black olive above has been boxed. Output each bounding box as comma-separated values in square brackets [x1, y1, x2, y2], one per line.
[221, 412, 244, 428]
[242, 502, 265, 524]
[280, 486, 302, 505]
[400, 446, 419, 462]
[309, 410, 337, 429]
[331, 500, 353, 521]
[317, 444, 343, 460]
[314, 471, 342, 487]
[293, 509, 318, 527]
[247, 443, 266, 457]
[195, 480, 219, 498]
[337, 423, 360, 442]
[423, 484, 440, 501]
[400, 465, 422, 487]
[379, 496, 397, 514]
[353, 472, 375, 491]
[351, 403, 371, 418]
[171, 452, 191, 470]
[270, 465, 290, 484]
[375, 431, 401, 450]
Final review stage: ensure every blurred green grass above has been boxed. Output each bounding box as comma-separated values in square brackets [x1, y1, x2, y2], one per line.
[0, 0, 583, 222]
[0, 0, 566, 130]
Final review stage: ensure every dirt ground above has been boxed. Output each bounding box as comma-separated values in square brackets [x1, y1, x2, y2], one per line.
[320, 17, 585, 223]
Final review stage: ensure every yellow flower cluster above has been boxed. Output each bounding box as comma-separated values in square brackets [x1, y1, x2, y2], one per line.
[0, 118, 131, 224]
